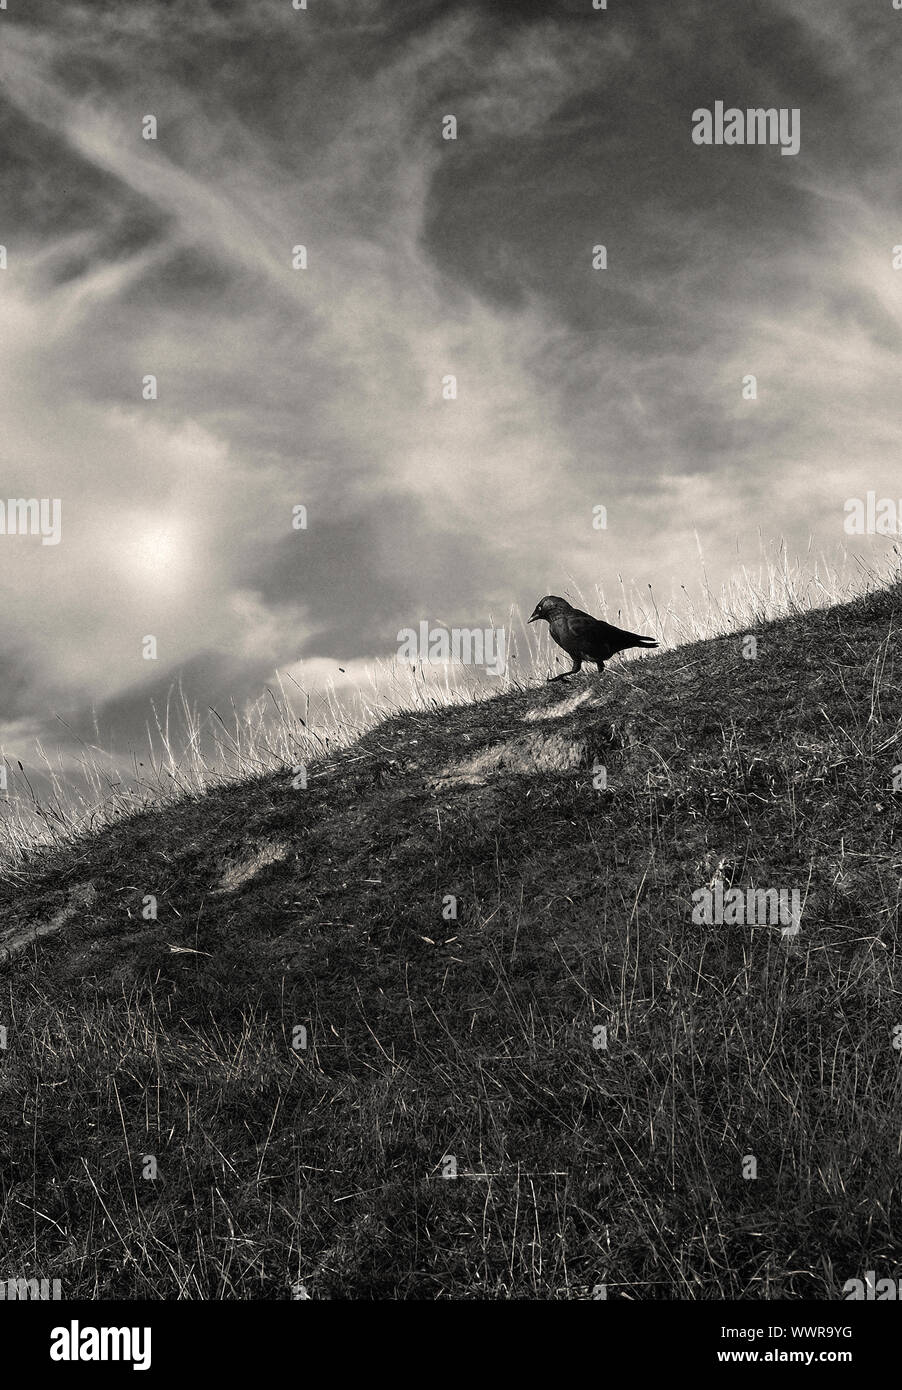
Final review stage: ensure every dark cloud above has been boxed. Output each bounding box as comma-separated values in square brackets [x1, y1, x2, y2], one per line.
[254, 493, 506, 659]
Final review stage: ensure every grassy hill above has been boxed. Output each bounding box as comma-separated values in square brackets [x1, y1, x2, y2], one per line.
[1, 581, 900, 1299]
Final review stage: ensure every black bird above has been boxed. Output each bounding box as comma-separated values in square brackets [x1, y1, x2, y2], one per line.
[528, 595, 658, 680]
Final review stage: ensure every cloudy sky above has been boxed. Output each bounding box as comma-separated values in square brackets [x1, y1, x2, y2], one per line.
[1, 0, 900, 763]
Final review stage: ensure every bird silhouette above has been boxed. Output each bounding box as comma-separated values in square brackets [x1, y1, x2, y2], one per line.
[528, 595, 658, 680]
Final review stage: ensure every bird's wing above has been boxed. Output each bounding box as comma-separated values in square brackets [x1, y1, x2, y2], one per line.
[575, 613, 646, 644]
[567, 613, 612, 645]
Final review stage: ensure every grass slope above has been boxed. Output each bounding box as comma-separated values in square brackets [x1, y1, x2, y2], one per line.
[1, 583, 900, 1299]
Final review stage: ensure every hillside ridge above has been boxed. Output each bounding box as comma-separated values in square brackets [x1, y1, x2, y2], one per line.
[1, 583, 900, 1298]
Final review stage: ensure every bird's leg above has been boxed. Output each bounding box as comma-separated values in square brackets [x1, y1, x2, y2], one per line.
[548, 657, 582, 683]
[594, 661, 606, 676]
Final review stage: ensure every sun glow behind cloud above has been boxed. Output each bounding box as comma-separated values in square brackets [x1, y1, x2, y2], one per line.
[114, 516, 191, 591]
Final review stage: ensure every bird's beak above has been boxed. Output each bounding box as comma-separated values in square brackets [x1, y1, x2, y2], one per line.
[527, 608, 540, 623]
